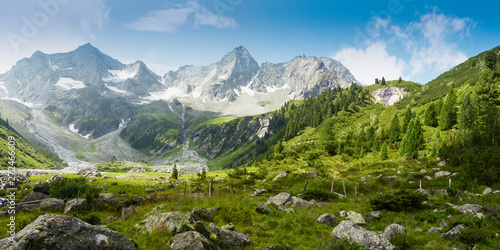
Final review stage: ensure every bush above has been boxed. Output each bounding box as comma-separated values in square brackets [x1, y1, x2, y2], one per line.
[459, 228, 493, 245]
[317, 239, 364, 249]
[369, 189, 428, 211]
[302, 188, 337, 202]
[49, 177, 99, 201]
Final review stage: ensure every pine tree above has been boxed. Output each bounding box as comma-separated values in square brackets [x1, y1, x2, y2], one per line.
[379, 127, 387, 145]
[172, 164, 178, 180]
[402, 107, 414, 133]
[424, 103, 438, 127]
[380, 142, 388, 160]
[400, 117, 423, 159]
[381, 77, 386, 85]
[398, 77, 402, 83]
[457, 93, 477, 132]
[439, 88, 457, 130]
[388, 114, 400, 144]
[375, 78, 379, 84]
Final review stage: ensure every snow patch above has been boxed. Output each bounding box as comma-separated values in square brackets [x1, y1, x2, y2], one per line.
[233, 89, 240, 96]
[105, 84, 127, 94]
[69, 124, 91, 140]
[1, 97, 42, 108]
[240, 85, 255, 96]
[49, 62, 73, 71]
[17, 80, 22, 85]
[55, 78, 86, 90]
[218, 74, 229, 80]
[145, 87, 186, 101]
[103, 69, 138, 82]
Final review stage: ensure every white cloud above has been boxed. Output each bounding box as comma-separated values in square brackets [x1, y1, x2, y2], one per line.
[127, 1, 238, 33]
[334, 41, 406, 85]
[334, 9, 474, 84]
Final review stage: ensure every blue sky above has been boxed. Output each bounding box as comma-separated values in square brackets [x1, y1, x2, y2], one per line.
[1, 0, 499, 84]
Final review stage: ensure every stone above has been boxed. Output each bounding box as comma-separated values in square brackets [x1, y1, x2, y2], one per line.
[423, 176, 433, 181]
[21, 192, 50, 203]
[437, 160, 448, 167]
[191, 207, 214, 222]
[0, 214, 139, 250]
[46, 175, 65, 184]
[482, 187, 492, 195]
[315, 213, 338, 227]
[446, 203, 482, 215]
[442, 224, 465, 240]
[0, 172, 29, 189]
[219, 228, 251, 248]
[493, 190, 500, 195]
[102, 215, 118, 224]
[64, 198, 87, 214]
[264, 192, 291, 207]
[77, 168, 102, 178]
[428, 227, 443, 234]
[387, 175, 398, 179]
[128, 167, 146, 173]
[40, 198, 65, 212]
[256, 203, 274, 214]
[383, 223, 407, 241]
[273, 171, 287, 181]
[122, 206, 137, 220]
[170, 231, 220, 250]
[156, 186, 164, 191]
[419, 169, 427, 174]
[434, 171, 451, 178]
[370, 211, 381, 220]
[167, 183, 175, 189]
[307, 170, 318, 177]
[145, 188, 154, 193]
[331, 220, 394, 249]
[339, 210, 346, 217]
[360, 177, 367, 182]
[346, 211, 366, 225]
[98, 193, 120, 203]
[451, 172, 460, 178]
[33, 183, 50, 194]
[145, 211, 194, 234]
[193, 221, 218, 240]
[289, 196, 317, 209]
[250, 189, 267, 196]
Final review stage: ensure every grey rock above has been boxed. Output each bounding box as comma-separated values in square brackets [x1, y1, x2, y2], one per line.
[493, 190, 500, 195]
[360, 177, 367, 182]
[482, 187, 492, 195]
[383, 223, 407, 241]
[371, 87, 406, 106]
[156, 186, 164, 191]
[307, 170, 318, 177]
[122, 206, 137, 220]
[434, 171, 451, 178]
[102, 215, 118, 224]
[339, 210, 346, 217]
[387, 175, 398, 179]
[127, 167, 146, 173]
[419, 169, 427, 174]
[0, 214, 139, 250]
[346, 211, 366, 225]
[78, 168, 102, 178]
[33, 183, 50, 194]
[446, 203, 482, 215]
[428, 227, 443, 234]
[442, 224, 465, 240]
[436, 161, 447, 167]
[191, 207, 214, 222]
[167, 183, 175, 189]
[145, 188, 154, 193]
[256, 203, 274, 214]
[290, 196, 317, 209]
[64, 198, 87, 214]
[170, 231, 220, 250]
[46, 175, 65, 184]
[370, 211, 381, 220]
[451, 172, 461, 178]
[145, 211, 194, 234]
[264, 192, 291, 207]
[193, 221, 218, 240]
[316, 213, 338, 227]
[331, 220, 394, 249]
[250, 189, 267, 196]
[423, 175, 433, 181]
[219, 228, 251, 248]
[0, 172, 29, 189]
[273, 171, 287, 181]
[40, 198, 65, 212]
[98, 193, 120, 203]
[22, 192, 50, 203]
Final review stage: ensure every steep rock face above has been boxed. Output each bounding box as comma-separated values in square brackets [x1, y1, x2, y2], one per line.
[371, 87, 406, 106]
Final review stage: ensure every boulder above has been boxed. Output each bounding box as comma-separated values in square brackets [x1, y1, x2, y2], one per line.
[419, 169, 427, 174]
[339, 210, 346, 217]
[145, 211, 194, 234]
[315, 213, 338, 227]
[122, 206, 137, 220]
[46, 175, 65, 184]
[383, 223, 407, 241]
[33, 183, 50, 194]
[446, 203, 482, 215]
[219, 228, 251, 248]
[331, 220, 394, 250]
[256, 203, 274, 214]
[417, 188, 430, 196]
[145, 188, 154, 193]
[360, 177, 367, 182]
[128, 167, 146, 173]
[250, 189, 267, 196]
[64, 198, 87, 214]
[346, 211, 366, 225]
[289, 196, 317, 209]
[436, 161, 447, 167]
[442, 224, 465, 240]
[273, 171, 287, 181]
[40, 198, 65, 212]
[423, 176, 433, 181]
[264, 192, 291, 207]
[482, 187, 492, 195]
[191, 207, 214, 222]
[0, 214, 138, 249]
[99, 193, 120, 203]
[170, 231, 220, 250]
[0, 172, 29, 189]
[156, 186, 164, 191]
[78, 168, 102, 178]
[22, 192, 50, 203]
[434, 171, 450, 178]
[167, 183, 175, 189]
[193, 221, 218, 240]
[307, 170, 318, 177]
[370, 211, 381, 220]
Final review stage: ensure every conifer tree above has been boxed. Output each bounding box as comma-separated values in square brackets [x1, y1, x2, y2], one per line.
[424, 103, 438, 127]
[398, 77, 402, 83]
[402, 107, 414, 133]
[439, 88, 457, 130]
[172, 164, 178, 180]
[457, 93, 476, 132]
[381, 77, 386, 85]
[389, 114, 400, 144]
[400, 117, 423, 159]
[380, 142, 388, 160]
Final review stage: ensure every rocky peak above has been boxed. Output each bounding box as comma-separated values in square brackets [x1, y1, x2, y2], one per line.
[217, 46, 259, 74]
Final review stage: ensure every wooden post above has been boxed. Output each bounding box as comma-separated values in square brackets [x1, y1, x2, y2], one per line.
[302, 180, 309, 192]
[419, 180, 422, 189]
[184, 180, 186, 197]
[331, 180, 334, 193]
[449, 178, 451, 188]
[209, 178, 213, 198]
[342, 180, 347, 198]
[355, 184, 357, 199]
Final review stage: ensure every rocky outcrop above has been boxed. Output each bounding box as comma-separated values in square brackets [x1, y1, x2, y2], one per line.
[264, 192, 292, 207]
[331, 220, 394, 249]
[219, 227, 252, 248]
[442, 224, 465, 240]
[191, 207, 214, 222]
[22, 192, 50, 203]
[434, 171, 451, 178]
[273, 171, 287, 181]
[371, 87, 405, 106]
[145, 211, 194, 234]
[383, 224, 407, 241]
[316, 213, 338, 227]
[0, 214, 139, 249]
[256, 203, 274, 214]
[40, 198, 65, 212]
[98, 193, 120, 204]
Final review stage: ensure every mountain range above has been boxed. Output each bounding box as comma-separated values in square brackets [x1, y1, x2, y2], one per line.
[0, 44, 358, 170]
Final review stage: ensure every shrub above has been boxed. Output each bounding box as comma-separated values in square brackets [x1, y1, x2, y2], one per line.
[459, 228, 493, 245]
[317, 239, 364, 249]
[369, 189, 428, 211]
[302, 188, 337, 202]
[49, 177, 99, 201]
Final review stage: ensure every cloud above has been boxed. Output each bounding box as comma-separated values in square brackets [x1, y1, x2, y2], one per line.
[127, 1, 237, 32]
[334, 8, 474, 84]
[334, 41, 406, 85]
[0, 0, 110, 73]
